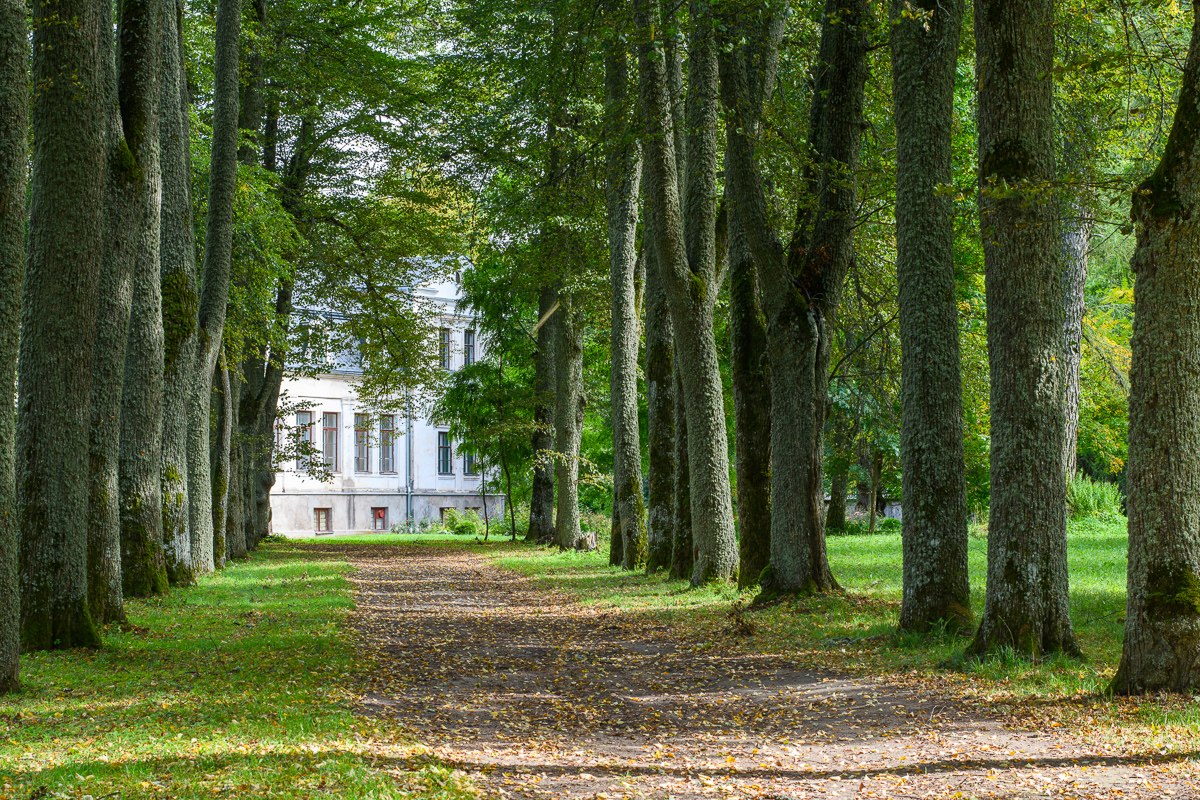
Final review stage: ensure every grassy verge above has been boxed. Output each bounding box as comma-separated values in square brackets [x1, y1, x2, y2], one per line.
[1, 540, 475, 800]
[493, 518, 1200, 755]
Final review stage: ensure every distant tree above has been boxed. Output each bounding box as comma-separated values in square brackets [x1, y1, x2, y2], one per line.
[1113, 9, 1200, 694]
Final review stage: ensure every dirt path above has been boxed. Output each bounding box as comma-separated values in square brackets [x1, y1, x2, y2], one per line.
[344, 544, 1196, 799]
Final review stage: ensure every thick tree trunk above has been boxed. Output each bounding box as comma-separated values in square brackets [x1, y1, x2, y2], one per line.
[721, 0, 868, 596]
[0, 0, 27, 690]
[643, 204, 676, 575]
[527, 286, 557, 543]
[554, 298, 588, 550]
[605, 40, 646, 571]
[187, 0, 241, 575]
[19, 0, 108, 650]
[1061, 214, 1090, 481]
[160, 0, 198, 586]
[1112, 11, 1200, 694]
[890, 0, 972, 633]
[634, 0, 738, 585]
[967, 0, 1079, 659]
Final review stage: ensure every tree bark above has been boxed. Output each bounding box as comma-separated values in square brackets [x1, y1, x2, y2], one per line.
[187, 0, 242, 575]
[718, 10, 783, 590]
[669, 367, 694, 580]
[634, 0, 738, 585]
[210, 354, 232, 568]
[643, 194, 676, 575]
[1061, 213, 1090, 481]
[160, 0, 199, 586]
[554, 298, 588, 550]
[1111, 10, 1200, 694]
[527, 286, 557, 543]
[0, 0, 27, 690]
[90, 0, 165, 623]
[967, 0, 1079, 659]
[19, 0, 108, 650]
[721, 0, 869, 596]
[890, 0, 972, 633]
[605, 38, 646, 571]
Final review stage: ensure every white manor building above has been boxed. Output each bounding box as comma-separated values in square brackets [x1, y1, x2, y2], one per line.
[269, 278, 505, 536]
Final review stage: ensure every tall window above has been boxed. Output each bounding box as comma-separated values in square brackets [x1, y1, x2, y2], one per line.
[380, 415, 395, 473]
[296, 411, 313, 471]
[463, 329, 475, 366]
[314, 508, 331, 533]
[437, 432, 453, 474]
[439, 327, 451, 370]
[464, 450, 478, 476]
[322, 412, 339, 471]
[354, 413, 369, 472]
[372, 507, 388, 531]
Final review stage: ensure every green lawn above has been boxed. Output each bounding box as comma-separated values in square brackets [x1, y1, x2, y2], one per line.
[1, 540, 474, 800]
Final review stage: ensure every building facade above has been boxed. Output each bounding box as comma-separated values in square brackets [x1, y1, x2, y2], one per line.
[269, 278, 505, 536]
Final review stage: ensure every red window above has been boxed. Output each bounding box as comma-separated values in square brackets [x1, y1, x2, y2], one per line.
[322, 413, 338, 471]
[314, 508, 331, 533]
[373, 507, 387, 531]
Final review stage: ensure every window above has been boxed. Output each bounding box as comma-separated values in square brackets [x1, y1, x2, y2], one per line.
[380, 415, 395, 473]
[372, 507, 388, 531]
[464, 450, 478, 476]
[437, 432, 453, 475]
[322, 412, 338, 471]
[439, 327, 452, 370]
[314, 508, 331, 533]
[463, 329, 475, 366]
[354, 413, 369, 472]
[296, 411, 313, 471]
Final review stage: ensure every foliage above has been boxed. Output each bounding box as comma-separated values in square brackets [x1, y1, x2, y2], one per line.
[1067, 473, 1125, 521]
[441, 508, 485, 537]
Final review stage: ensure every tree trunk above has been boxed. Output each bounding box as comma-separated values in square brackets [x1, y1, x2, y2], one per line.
[719, 11, 782, 589]
[554, 298, 588, 550]
[19, 0, 108, 650]
[826, 467, 848, 532]
[634, 0, 738, 585]
[605, 39, 646, 571]
[90, 0, 165, 623]
[237, 0, 266, 165]
[210, 355, 232, 568]
[187, 0, 241, 575]
[669, 368, 694, 580]
[721, 0, 869, 596]
[1111, 10, 1200, 694]
[527, 286, 557, 543]
[643, 199, 676, 575]
[967, 0, 1079, 659]
[0, 0, 27, 691]
[890, 0, 973, 633]
[1061, 213, 1090, 481]
[160, 0, 198, 586]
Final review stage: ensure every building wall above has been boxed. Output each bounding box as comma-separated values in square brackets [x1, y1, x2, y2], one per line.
[270, 282, 505, 536]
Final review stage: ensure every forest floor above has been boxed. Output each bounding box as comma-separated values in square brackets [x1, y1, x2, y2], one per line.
[344, 540, 1200, 800]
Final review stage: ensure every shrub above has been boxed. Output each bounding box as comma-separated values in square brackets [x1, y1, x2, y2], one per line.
[441, 508, 483, 537]
[1067, 473, 1124, 521]
[878, 517, 902, 533]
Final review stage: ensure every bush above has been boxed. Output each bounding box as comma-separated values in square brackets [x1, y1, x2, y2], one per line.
[441, 508, 484, 537]
[1067, 473, 1124, 521]
[878, 517, 902, 533]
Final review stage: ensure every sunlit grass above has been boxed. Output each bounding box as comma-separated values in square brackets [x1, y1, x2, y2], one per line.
[0, 542, 475, 800]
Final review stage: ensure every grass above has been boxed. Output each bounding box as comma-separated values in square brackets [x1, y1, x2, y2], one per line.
[492, 516, 1200, 754]
[0, 540, 477, 800]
